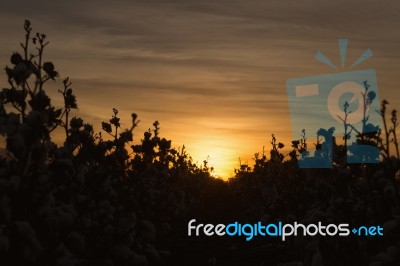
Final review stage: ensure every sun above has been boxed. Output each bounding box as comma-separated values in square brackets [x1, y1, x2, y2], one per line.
[188, 139, 237, 179]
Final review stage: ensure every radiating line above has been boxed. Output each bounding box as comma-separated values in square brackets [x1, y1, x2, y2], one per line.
[338, 38, 348, 68]
[350, 48, 373, 68]
[315, 50, 337, 69]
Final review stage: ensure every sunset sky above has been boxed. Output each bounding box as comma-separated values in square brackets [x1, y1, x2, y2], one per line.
[0, 0, 400, 178]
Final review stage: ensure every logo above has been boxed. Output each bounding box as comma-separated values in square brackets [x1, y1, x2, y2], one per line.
[286, 39, 382, 168]
[187, 219, 383, 241]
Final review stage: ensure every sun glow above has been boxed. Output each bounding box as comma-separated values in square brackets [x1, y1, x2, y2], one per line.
[188, 138, 239, 179]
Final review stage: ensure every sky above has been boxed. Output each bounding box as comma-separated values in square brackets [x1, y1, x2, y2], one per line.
[0, 0, 400, 178]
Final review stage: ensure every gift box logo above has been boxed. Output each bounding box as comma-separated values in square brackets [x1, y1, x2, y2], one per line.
[286, 39, 381, 168]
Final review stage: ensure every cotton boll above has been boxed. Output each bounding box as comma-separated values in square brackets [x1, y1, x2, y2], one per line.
[111, 244, 145, 264]
[55, 243, 73, 261]
[333, 197, 345, 207]
[37, 204, 53, 218]
[75, 173, 84, 184]
[0, 229, 9, 253]
[6, 134, 26, 160]
[38, 174, 48, 185]
[26, 111, 43, 127]
[96, 200, 115, 224]
[384, 184, 396, 199]
[139, 220, 156, 244]
[23, 245, 36, 261]
[61, 204, 77, 219]
[81, 217, 92, 229]
[311, 251, 323, 266]
[115, 217, 131, 237]
[382, 220, 399, 236]
[1, 195, 11, 222]
[387, 246, 399, 259]
[377, 177, 389, 189]
[277, 262, 303, 266]
[15, 221, 42, 260]
[66, 231, 84, 254]
[12, 62, 27, 76]
[355, 178, 369, 193]
[103, 224, 114, 239]
[76, 195, 87, 203]
[144, 245, 161, 264]
[130, 252, 148, 266]
[10, 52, 23, 65]
[0, 168, 7, 178]
[47, 194, 56, 206]
[44, 214, 60, 229]
[29, 236, 42, 253]
[53, 206, 76, 229]
[102, 260, 114, 266]
[15, 221, 35, 239]
[56, 256, 79, 266]
[55, 159, 73, 172]
[375, 252, 394, 263]
[59, 212, 74, 228]
[8, 175, 21, 191]
[12, 62, 33, 84]
[112, 244, 132, 260]
[160, 222, 171, 236]
[5, 112, 20, 135]
[374, 169, 385, 178]
[128, 212, 137, 225]
[123, 232, 134, 247]
[159, 249, 172, 259]
[0, 178, 7, 190]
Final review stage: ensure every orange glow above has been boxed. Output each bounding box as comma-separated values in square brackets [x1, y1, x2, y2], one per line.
[187, 138, 238, 179]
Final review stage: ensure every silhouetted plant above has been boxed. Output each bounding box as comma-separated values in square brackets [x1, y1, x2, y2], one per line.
[391, 109, 400, 159]
[378, 99, 391, 159]
[0, 20, 219, 266]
